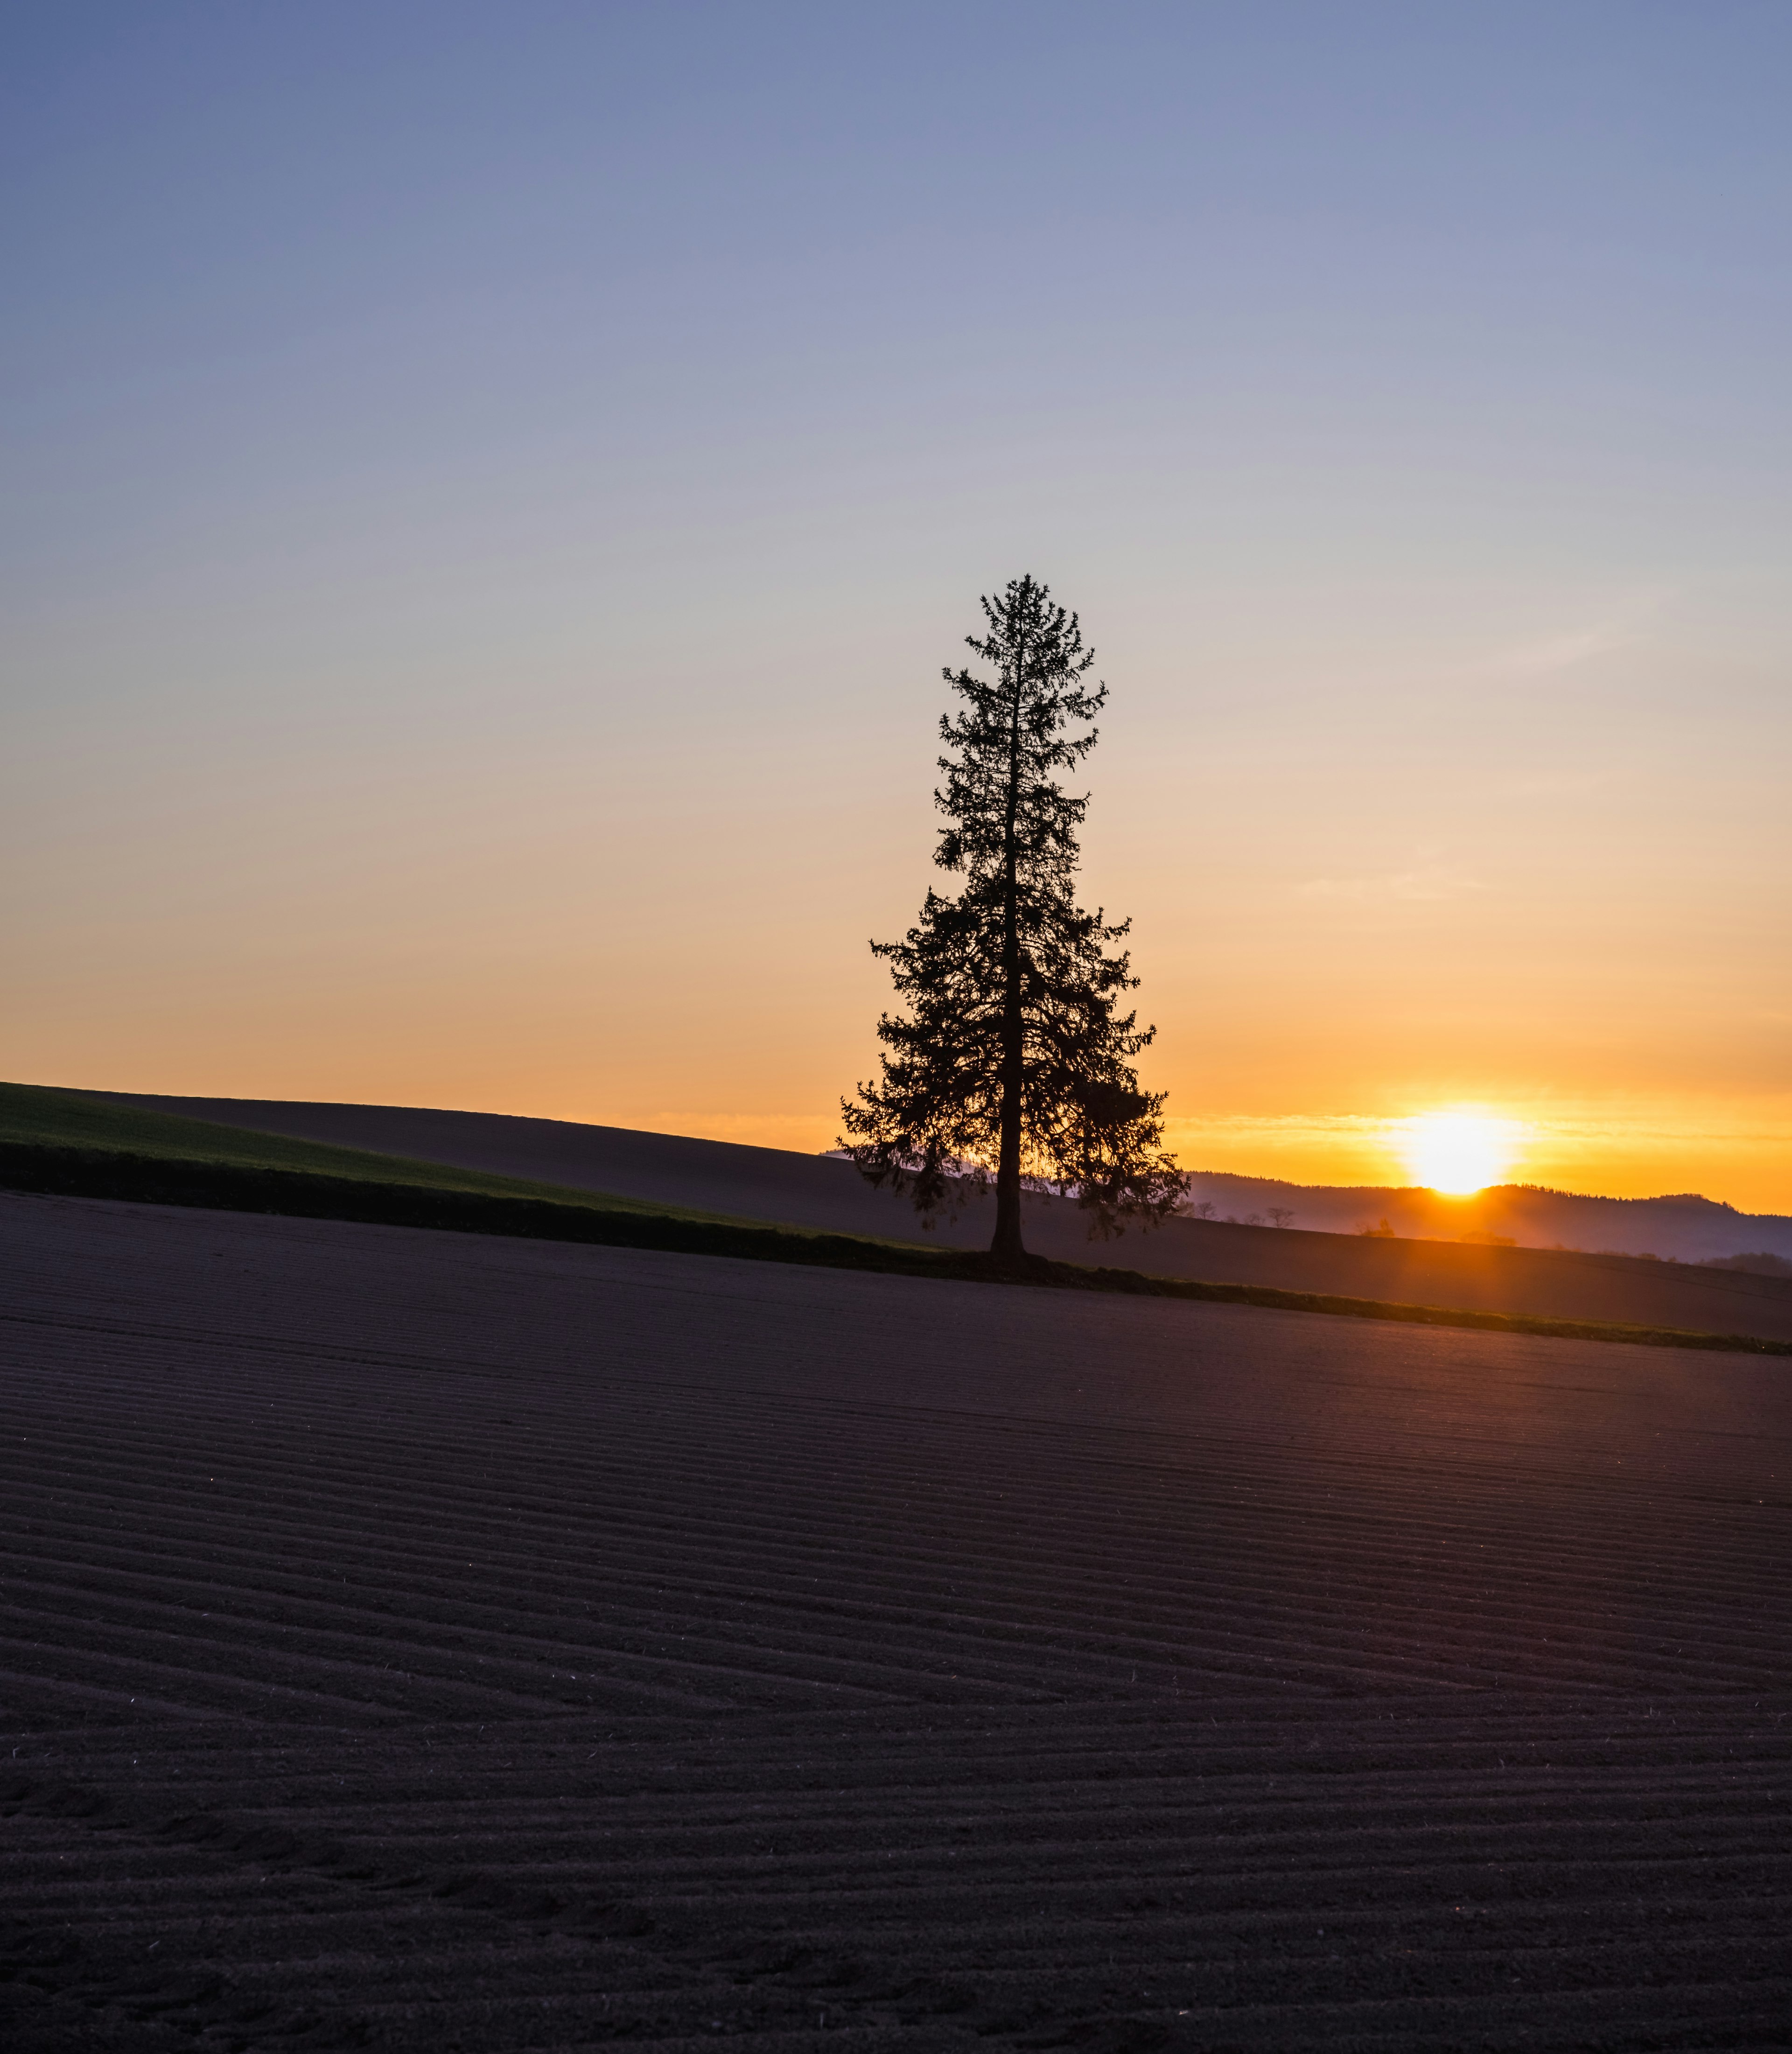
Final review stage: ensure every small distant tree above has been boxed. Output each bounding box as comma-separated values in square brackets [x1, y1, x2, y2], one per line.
[1187, 1199, 1217, 1221]
[840, 574, 1182, 1264]
[1266, 1206, 1295, 1229]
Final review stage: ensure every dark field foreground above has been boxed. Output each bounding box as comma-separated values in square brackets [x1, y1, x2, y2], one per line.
[3, 1195, 1789, 2051]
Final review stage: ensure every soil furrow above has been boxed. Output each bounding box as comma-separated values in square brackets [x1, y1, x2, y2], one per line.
[4, 1193, 1787, 2050]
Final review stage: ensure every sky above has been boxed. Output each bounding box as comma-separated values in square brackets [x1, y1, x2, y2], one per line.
[5, 4, 1791, 1208]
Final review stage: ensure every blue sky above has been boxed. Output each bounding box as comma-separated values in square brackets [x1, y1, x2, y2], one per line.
[11, 4, 1789, 622]
[6, 4, 1791, 1200]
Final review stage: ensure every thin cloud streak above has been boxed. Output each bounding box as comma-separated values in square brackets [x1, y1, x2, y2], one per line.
[1297, 867, 1491, 904]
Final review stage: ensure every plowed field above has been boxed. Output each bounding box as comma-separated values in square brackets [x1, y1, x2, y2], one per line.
[3, 1192, 1789, 2050]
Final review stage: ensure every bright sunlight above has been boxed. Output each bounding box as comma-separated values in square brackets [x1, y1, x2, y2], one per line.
[1401, 1112, 1514, 1195]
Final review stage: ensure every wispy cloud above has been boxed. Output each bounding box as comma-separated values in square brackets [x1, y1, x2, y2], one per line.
[1297, 866, 1490, 904]
[1487, 623, 1636, 677]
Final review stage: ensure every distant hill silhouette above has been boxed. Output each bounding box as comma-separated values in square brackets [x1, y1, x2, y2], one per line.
[1180, 1171, 1792, 1265]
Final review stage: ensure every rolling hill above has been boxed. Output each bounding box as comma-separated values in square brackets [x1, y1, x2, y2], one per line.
[42, 1085, 1792, 1348]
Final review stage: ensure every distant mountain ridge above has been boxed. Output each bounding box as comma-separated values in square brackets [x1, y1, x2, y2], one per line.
[1180, 1172, 1792, 1265]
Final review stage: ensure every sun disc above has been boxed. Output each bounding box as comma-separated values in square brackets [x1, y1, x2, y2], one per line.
[1404, 1113, 1509, 1195]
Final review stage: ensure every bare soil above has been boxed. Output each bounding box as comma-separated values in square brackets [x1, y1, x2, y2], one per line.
[3, 1192, 1788, 2049]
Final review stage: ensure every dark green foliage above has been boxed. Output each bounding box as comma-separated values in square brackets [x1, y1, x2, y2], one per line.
[0, 1140, 943, 1270]
[1703, 1250, 1792, 1277]
[841, 575, 1183, 1259]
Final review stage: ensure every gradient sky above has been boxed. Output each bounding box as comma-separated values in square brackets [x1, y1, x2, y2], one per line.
[6, 4, 1791, 1206]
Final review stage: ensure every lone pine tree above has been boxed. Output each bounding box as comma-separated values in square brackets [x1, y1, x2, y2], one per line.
[841, 574, 1182, 1264]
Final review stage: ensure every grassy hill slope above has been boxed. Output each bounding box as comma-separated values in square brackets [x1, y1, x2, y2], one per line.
[0, 1083, 736, 1221]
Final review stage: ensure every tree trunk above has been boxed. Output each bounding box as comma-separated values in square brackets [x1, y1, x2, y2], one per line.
[991, 1006, 1025, 1261]
[990, 619, 1027, 1265]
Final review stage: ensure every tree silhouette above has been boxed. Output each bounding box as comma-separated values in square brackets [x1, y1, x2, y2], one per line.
[840, 575, 1182, 1263]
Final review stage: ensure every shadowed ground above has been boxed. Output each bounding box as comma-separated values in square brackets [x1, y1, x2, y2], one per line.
[3, 1191, 1789, 2049]
[95, 1091, 1792, 1344]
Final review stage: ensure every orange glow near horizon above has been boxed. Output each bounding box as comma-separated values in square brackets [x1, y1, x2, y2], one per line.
[7, 605, 1792, 1216]
[1153, 1101, 1792, 1210]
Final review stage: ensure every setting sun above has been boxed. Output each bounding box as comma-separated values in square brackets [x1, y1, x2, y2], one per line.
[1402, 1113, 1514, 1195]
